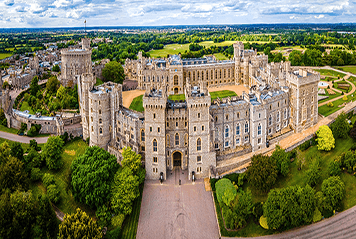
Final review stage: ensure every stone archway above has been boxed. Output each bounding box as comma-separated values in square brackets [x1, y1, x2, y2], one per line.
[174, 87, 179, 94]
[173, 151, 182, 167]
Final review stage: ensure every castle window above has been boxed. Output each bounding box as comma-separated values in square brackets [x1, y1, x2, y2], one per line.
[277, 112, 280, 122]
[185, 122, 187, 127]
[311, 105, 314, 116]
[258, 124, 261, 135]
[197, 138, 202, 151]
[303, 90, 305, 96]
[150, 127, 152, 132]
[141, 130, 145, 142]
[99, 128, 102, 134]
[278, 102, 280, 107]
[311, 96, 314, 102]
[168, 151, 170, 156]
[215, 116, 218, 122]
[153, 139, 157, 152]
[269, 115, 272, 125]
[245, 122, 249, 133]
[99, 101, 100, 105]
[141, 146, 145, 151]
[236, 138, 240, 145]
[284, 109, 287, 119]
[269, 128, 271, 134]
[184, 134, 188, 146]
[91, 117, 93, 122]
[175, 133, 179, 146]
[153, 157, 158, 163]
[166, 135, 170, 146]
[153, 113, 156, 119]
[215, 143, 219, 149]
[236, 124, 240, 135]
[91, 126, 93, 132]
[258, 113, 261, 119]
[202, 125, 204, 131]
[245, 135, 249, 142]
[158, 127, 160, 133]
[285, 99, 287, 104]
[269, 105, 272, 110]
[197, 167, 202, 173]
[198, 113, 200, 118]
[174, 75, 178, 85]
[167, 122, 169, 127]
[302, 99, 305, 105]
[99, 109, 102, 114]
[258, 138, 262, 144]
[246, 111, 248, 116]
[225, 126, 229, 138]
[176, 122, 178, 127]
[194, 126, 197, 132]
[226, 115, 229, 120]
[277, 124, 280, 131]
[99, 118, 102, 124]
[197, 156, 202, 163]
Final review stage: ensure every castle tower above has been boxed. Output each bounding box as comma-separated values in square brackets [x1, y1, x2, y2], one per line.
[143, 85, 167, 180]
[186, 84, 216, 179]
[82, 38, 91, 50]
[233, 42, 244, 86]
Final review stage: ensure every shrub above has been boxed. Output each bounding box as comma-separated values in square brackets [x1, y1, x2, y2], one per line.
[343, 151, 356, 173]
[306, 161, 321, 187]
[106, 227, 121, 239]
[30, 167, 42, 182]
[47, 184, 60, 204]
[42, 173, 55, 188]
[313, 208, 323, 223]
[215, 178, 237, 206]
[299, 140, 311, 151]
[96, 205, 112, 228]
[343, 95, 348, 101]
[327, 102, 334, 107]
[223, 173, 239, 185]
[259, 216, 269, 229]
[328, 158, 342, 176]
[237, 172, 246, 187]
[111, 214, 125, 228]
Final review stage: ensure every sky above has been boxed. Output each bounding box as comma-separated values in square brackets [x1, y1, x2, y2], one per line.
[0, 0, 355, 28]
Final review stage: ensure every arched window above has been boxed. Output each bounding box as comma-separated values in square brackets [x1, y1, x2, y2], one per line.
[236, 124, 240, 135]
[174, 75, 178, 85]
[237, 112, 240, 118]
[225, 126, 229, 138]
[99, 109, 102, 114]
[269, 115, 272, 126]
[284, 109, 287, 119]
[197, 138, 201, 151]
[153, 139, 157, 152]
[99, 128, 102, 134]
[245, 122, 249, 133]
[277, 111, 280, 122]
[258, 124, 261, 135]
[99, 118, 102, 124]
[175, 133, 179, 146]
[141, 130, 145, 142]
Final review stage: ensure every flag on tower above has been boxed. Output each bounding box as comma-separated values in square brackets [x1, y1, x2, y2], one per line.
[84, 20, 86, 23]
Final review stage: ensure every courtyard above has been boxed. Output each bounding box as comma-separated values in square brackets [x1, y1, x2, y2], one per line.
[136, 168, 220, 239]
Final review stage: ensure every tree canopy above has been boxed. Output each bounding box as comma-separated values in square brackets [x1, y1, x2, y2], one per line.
[215, 178, 237, 206]
[246, 154, 278, 193]
[71, 146, 120, 209]
[42, 136, 64, 170]
[321, 176, 345, 212]
[270, 145, 290, 176]
[0, 154, 29, 193]
[46, 76, 60, 96]
[330, 112, 350, 139]
[102, 61, 125, 84]
[59, 208, 102, 239]
[316, 125, 335, 151]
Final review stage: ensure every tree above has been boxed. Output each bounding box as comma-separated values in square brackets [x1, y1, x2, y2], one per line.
[102, 61, 125, 84]
[47, 184, 60, 204]
[36, 194, 59, 238]
[330, 112, 350, 139]
[215, 178, 237, 206]
[316, 125, 335, 151]
[52, 64, 60, 72]
[263, 185, 316, 230]
[59, 208, 102, 239]
[350, 123, 356, 140]
[321, 176, 345, 211]
[246, 154, 278, 193]
[46, 76, 60, 96]
[270, 145, 290, 176]
[42, 136, 64, 170]
[232, 189, 253, 229]
[71, 146, 119, 209]
[328, 157, 342, 176]
[10, 142, 24, 162]
[111, 167, 140, 215]
[0, 156, 29, 193]
[29, 76, 40, 96]
[121, 147, 145, 184]
[306, 161, 321, 187]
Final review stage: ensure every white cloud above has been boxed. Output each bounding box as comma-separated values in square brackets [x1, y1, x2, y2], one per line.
[315, 14, 325, 19]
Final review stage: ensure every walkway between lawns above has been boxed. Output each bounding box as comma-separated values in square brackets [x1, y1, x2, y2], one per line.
[0, 131, 49, 144]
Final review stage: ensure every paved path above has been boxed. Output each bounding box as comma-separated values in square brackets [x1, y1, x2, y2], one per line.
[0, 131, 49, 144]
[136, 168, 219, 239]
[225, 204, 356, 239]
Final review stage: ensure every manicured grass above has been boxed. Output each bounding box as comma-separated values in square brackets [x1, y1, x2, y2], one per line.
[318, 94, 355, 116]
[20, 101, 34, 114]
[168, 94, 185, 101]
[0, 125, 19, 134]
[39, 139, 95, 217]
[314, 69, 346, 78]
[0, 53, 12, 60]
[210, 90, 238, 101]
[120, 184, 144, 239]
[335, 66, 356, 75]
[318, 90, 342, 104]
[129, 95, 144, 112]
[214, 53, 230, 60]
[149, 44, 190, 58]
[321, 76, 337, 81]
[333, 81, 351, 93]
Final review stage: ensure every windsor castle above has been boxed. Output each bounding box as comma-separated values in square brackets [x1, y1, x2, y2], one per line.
[76, 40, 319, 180]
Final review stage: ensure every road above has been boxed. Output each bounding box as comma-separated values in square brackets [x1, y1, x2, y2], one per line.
[225, 204, 356, 239]
[0, 131, 49, 144]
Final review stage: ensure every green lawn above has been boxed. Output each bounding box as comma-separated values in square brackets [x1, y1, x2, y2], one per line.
[0, 53, 12, 60]
[333, 81, 351, 93]
[321, 76, 337, 82]
[318, 90, 342, 104]
[210, 90, 237, 101]
[0, 125, 19, 134]
[318, 93, 356, 116]
[149, 44, 190, 58]
[120, 184, 144, 239]
[214, 53, 229, 60]
[168, 94, 185, 101]
[314, 69, 346, 78]
[129, 95, 144, 112]
[37, 139, 95, 217]
[335, 66, 356, 75]
[20, 101, 35, 114]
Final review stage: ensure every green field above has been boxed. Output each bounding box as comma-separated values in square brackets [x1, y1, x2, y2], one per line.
[318, 95, 353, 116]
[336, 66, 356, 75]
[168, 94, 185, 101]
[0, 53, 12, 60]
[314, 69, 346, 78]
[214, 53, 229, 60]
[215, 134, 356, 237]
[129, 95, 144, 112]
[0, 125, 19, 134]
[210, 90, 237, 101]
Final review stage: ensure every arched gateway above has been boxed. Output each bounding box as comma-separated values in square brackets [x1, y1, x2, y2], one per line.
[172, 151, 182, 167]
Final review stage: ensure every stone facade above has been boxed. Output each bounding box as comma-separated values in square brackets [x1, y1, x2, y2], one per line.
[78, 41, 319, 180]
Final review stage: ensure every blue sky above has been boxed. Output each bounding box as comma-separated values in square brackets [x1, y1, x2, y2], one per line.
[0, 0, 354, 28]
